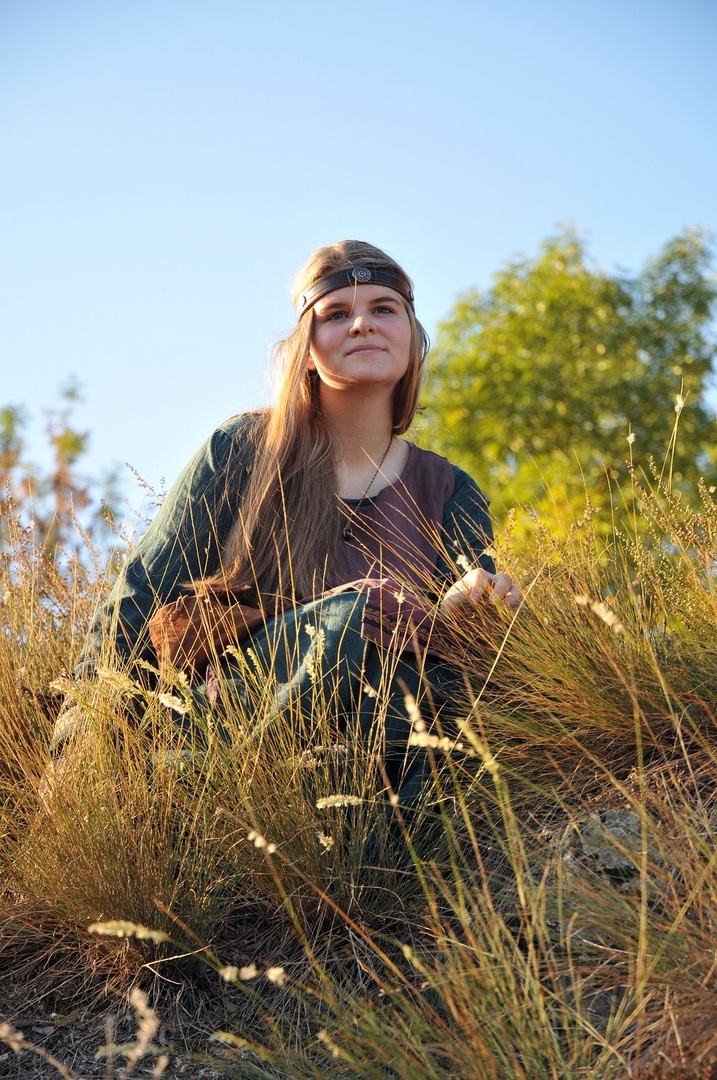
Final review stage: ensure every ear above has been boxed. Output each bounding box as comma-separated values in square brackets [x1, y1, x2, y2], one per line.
[306, 351, 317, 372]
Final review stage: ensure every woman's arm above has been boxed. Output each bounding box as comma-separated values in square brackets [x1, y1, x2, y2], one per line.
[436, 465, 496, 580]
[76, 412, 260, 678]
[44, 413, 261, 768]
[437, 465, 522, 613]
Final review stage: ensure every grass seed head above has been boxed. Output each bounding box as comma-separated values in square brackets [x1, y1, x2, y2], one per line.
[316, 795, 362, 809]
[88, 920, 170, 944]
[247, 830, 277, 853]
[574, 593, 624, 632]
[404, 692, 424, 729]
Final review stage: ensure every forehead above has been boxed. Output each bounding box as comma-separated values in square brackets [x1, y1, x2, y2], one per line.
[313, 283, 406, 313]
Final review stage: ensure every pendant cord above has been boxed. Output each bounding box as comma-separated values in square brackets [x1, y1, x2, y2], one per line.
[341, 435, 394, 542]
[360, 435, 393, 501]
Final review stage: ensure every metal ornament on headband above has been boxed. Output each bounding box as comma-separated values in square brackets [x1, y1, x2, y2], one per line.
[297, 267, 415, 316]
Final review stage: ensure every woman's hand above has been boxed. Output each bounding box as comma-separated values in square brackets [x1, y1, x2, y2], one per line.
[440, 567, 523, 615]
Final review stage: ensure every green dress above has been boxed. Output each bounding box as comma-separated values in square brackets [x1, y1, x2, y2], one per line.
[57, 412, 496, 797]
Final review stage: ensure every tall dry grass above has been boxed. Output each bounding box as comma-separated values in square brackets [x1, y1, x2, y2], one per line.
[0, 465, 716, 1078]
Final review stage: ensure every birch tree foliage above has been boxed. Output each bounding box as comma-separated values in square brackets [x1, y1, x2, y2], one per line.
[418, 228, 716, 536]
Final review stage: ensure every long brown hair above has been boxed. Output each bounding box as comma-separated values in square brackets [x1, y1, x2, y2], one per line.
[207, 240, 429, 603]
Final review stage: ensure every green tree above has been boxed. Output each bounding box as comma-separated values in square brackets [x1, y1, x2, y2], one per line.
[0, 379, 120, 553]
[419, 227, 717, 537]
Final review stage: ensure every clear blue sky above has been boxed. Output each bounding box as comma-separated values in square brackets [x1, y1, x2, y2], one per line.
[1, 0, 715, 498]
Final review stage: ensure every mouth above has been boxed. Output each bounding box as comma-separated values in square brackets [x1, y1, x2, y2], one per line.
[346, 345, 384, 356]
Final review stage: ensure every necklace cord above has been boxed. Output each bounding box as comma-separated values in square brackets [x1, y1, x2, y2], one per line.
[361, 435, 394, 501]
[341, 435, 394, 542]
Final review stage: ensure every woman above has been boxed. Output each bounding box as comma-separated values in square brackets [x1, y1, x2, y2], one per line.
[50, 241, 521, 800]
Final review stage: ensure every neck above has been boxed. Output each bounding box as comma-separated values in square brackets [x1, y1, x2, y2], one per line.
[319, 384, 395, 467]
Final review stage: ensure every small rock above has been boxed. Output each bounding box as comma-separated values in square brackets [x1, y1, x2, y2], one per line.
[581, 809, 663, 871]
[554, 808, 663, 881]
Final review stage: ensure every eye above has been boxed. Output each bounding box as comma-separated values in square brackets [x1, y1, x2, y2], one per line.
[374, 304, 396, 314]
[325, 310, 349, 320]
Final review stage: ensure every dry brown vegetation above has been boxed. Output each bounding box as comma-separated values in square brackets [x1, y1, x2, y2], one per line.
[1, 466, 716, 1078]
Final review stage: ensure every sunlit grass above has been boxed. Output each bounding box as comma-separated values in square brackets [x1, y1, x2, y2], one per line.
[1, 470, 716, 1078]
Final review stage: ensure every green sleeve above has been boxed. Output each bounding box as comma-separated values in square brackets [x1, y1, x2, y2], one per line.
[436, 465, 496, 587]
[76, 412, 261, 677]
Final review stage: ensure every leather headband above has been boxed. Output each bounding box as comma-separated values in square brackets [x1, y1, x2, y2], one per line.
[297, 267, 414, 316]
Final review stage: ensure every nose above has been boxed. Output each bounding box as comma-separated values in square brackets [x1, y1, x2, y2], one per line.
[349, 312, 375, 335]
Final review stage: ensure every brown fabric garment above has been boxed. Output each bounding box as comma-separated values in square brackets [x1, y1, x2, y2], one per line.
[360, 579, 454, 660]
[340, 441, 456, 589]
[148, 592, 267, 673]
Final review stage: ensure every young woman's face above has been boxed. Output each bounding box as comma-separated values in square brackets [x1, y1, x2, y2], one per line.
[308, 284, 412, 393]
